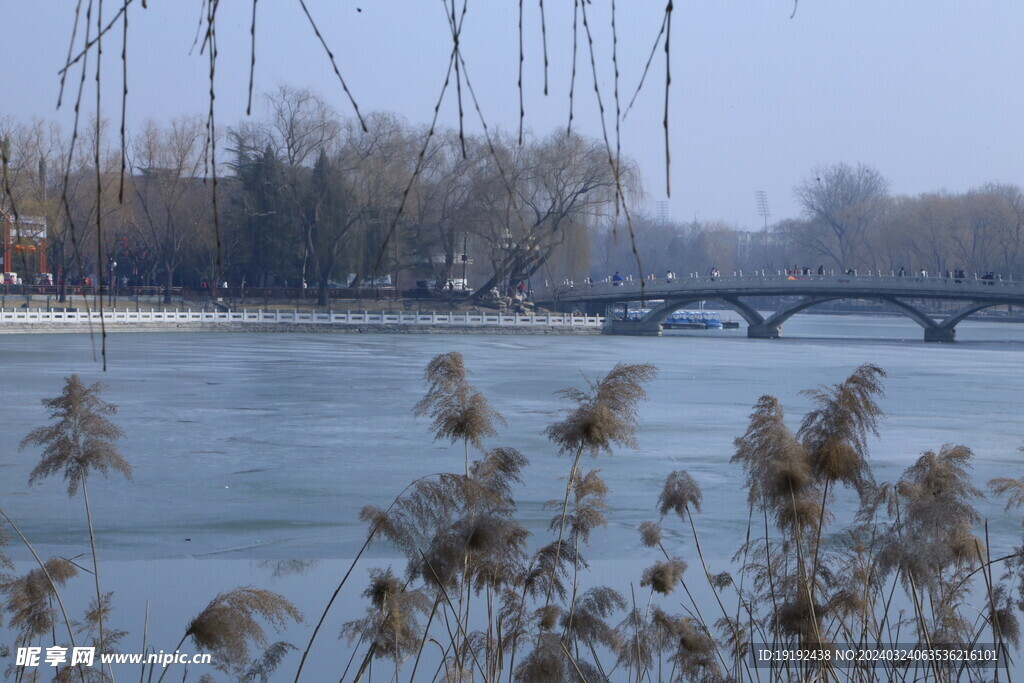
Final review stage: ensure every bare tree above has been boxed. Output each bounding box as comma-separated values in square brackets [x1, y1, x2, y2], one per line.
[127, 117, 209, 302]
[888, 193, 959, 274]
[266, 85, 341, 169]
[976, 182, 1024, 276]
[406, 130, 485, 290]
[55, 119, 128, 300]
[793, 162, 889, 270]
[954, 189, 1004, 276]
[471, 131, 627, 299]
[334, 113, 413, 300]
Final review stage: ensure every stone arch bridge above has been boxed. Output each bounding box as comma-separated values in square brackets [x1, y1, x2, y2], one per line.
[532, 273, 1024, 341]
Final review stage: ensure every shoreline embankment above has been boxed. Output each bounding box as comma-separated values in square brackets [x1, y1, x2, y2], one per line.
[0, 307, 605, 335]
[0, 322, 602, 335]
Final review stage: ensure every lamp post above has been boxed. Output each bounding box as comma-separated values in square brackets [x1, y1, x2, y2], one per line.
[501, 229, 514, 296]
[460, 233, 471, 293]
[108, 260, 117, 305]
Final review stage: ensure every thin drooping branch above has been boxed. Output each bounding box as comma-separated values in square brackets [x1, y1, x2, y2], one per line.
[518, 0, 525, 145]
[538, 0, 549, 95]
[118, 0, 128, 203]
[567, 0, 579, 134]
[247, 0, 258, 115]
[663, 1, 673, 198]
[95, 0, 109, 372]
[623, 11, 668, 119]
[296, 0, 366, 132]
[59, 0, 136, 81]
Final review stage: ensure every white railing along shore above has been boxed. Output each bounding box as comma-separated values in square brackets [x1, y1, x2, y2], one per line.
[0, 308, 605, 328]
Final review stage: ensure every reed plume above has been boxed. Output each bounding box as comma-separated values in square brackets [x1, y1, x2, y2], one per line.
[513, 631, 568, 682]
[75, 591, 127, 656]
[637, 521, 662, 548]
[1, 556, 77, 642]
[341, 567, 430, 680]
[641, 558, 687, 595]
[988, 585, 1020, 648]
[658, 470, 702, 520]
[989, 448, 1024, 514]
[731, 395, 818, 532]
[614, 606, 653, 678]
[560, 586, 626, 654]
[544, 363, 656, 619]
[22, 375, 131, 496]
[20, 375, 131, 664]
[362, 447, 529, 592]
[415, 351, 505, 476]
[245, 641, 296, 683]
[548, 469, 609, 546]
[545, 363, 657, 457]
[798, 363, 885, 501]
[667, 614, 722, 682]
[524, 541, 580, 603]
[161, 587, 302, 680]
[730, 369, 888, 663]
[0, 526, 10, 578]
[878, 444, 983, 588]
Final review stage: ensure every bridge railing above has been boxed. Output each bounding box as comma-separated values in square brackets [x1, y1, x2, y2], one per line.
[0, 308, 606, 328]
[535, 272, 1022, 300]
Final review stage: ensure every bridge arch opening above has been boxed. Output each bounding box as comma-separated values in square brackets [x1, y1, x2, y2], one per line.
[640, 295, 1007, 342]
[644, 297, 763, 328]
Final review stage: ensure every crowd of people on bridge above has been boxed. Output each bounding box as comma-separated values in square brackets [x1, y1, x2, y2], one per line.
[786, 265, 826, 277]
[548, 265, 1010, 291]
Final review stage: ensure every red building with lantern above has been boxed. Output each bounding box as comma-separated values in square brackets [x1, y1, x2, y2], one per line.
[0, 212, 47, 282]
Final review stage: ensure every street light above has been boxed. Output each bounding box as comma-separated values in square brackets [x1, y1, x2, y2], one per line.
[460, 233, 473, 292]
[108, 260, 117, 305]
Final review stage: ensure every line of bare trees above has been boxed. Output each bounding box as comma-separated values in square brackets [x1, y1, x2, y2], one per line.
[594, 163, 1024, 282]
[1, 86, 628, 305]
[8, 100, 1021, 303]
[783, 162, 1024, 278]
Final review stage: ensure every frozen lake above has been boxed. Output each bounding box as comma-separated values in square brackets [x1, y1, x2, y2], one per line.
[2, 314, 1023, 678]
[3, 314, 1024, 562]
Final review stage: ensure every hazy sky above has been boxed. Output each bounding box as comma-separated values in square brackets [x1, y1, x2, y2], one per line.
[6, 1, 1024, 228]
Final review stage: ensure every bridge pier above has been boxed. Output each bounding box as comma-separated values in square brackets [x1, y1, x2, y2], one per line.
[747, 323, 781, 339]
[924, 327, 955, 342]
[603, 319, 662, 336]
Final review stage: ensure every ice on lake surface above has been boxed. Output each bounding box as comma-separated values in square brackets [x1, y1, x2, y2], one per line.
[4, 313, 1024, 678]
[2, 313, 1024, 563]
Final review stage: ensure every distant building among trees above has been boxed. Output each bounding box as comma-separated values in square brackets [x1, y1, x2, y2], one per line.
[0, 212, 48, 282]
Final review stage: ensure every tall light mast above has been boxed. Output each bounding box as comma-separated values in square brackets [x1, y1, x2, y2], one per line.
[755, 190, 771, 233]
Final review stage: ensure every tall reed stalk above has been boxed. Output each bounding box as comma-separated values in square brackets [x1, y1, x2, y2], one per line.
[20, 375, 130, 681]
